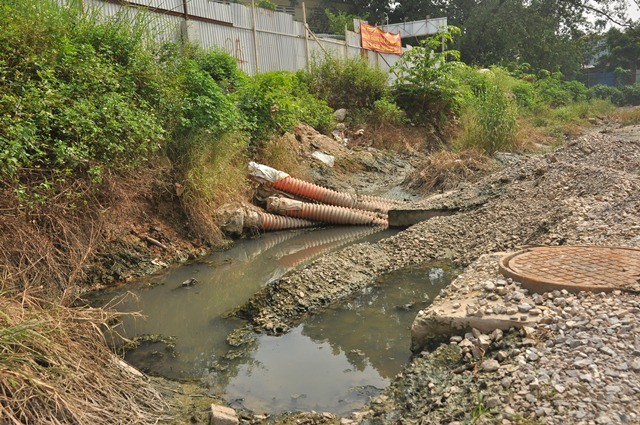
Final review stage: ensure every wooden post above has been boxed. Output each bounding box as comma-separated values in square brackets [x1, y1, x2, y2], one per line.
[182, 0, 189, 20]
[302, 2, 310, 71]
[251, 0, 260, 74]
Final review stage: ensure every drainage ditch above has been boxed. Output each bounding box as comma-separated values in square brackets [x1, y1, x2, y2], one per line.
[90, 227, 457, 415]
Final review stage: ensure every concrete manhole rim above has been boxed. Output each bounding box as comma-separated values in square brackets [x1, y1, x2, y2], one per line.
[499, 245, 640, 294]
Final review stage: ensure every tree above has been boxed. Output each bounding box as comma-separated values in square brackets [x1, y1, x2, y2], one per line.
[388, 0, 636, 29]
[459, 0, 586, 77]
[602, 23, 640, 72]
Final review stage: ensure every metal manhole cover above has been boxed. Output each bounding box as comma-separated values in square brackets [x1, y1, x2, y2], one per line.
[499, 246, 640, 293]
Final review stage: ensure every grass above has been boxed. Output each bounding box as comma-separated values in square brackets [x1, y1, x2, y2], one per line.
[0, 291, 167, 424]
[523, 99, 615, 142]
[607, 106, 640, 125]
[471, 393, 489, 423]
[178, 132, 250, 244]
[255, 133, 308, 179]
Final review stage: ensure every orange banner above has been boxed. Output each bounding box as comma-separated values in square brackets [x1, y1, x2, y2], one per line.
[360, 23, 402, 55]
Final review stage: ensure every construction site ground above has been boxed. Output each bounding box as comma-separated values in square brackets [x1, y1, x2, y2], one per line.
[234, 122, 640, 424]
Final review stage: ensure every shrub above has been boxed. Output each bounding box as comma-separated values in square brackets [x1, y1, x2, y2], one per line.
[301, 58, 389, 110]
[392, 27, 467, 124]
[193, 47, 245, 92]
[178, 61, 243, 136]
[0, 0, 177, 180]
[235, 71, 334, 142]
[617, 84, 640, 106]
[534, 71, 588, 107]
[370, 98, 406, 126]
[512, 80, 538, 109]
[588, 84, 623, 102]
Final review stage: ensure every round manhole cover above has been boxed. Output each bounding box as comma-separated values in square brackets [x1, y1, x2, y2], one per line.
[499, 246, 640, 293]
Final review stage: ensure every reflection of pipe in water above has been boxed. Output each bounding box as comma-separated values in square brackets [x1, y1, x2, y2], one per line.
[249, 162, 403, 214]
[267, 226, 383, 260]
[276, 240, 347, 270]
[221, 226, 381, 269]
[224, 230, 304, 264]
[267, 197, 388, 227]
[276, 226, 384, 270]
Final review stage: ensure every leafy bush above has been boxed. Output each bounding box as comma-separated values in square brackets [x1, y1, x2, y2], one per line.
[0, 0, 178, 179]
[617, 84, 640, 106]
[235, 71, 334, 142]
[392, 27, 467, 124]
[193, 47, 246, 92]
[588, 83, 640, 106]
[588, 84, 623, 102]
[512, 80, 538, 109]
[534, 71, 587, 107]
[301, 58, 389, 110]
[178, 61, 243, 135]
[371, 98, 406, 126]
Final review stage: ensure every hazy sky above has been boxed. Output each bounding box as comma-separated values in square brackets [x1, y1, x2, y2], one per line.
[629, 2, 640, 20]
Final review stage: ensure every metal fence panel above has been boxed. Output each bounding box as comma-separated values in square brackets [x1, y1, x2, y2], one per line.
[79, 0, 402, 77]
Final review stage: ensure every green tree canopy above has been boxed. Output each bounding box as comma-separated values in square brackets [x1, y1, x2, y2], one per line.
[602, 23, 640, 71]
[336, 0, 636, 76]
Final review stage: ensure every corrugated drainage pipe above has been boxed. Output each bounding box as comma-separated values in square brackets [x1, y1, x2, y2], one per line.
[256, 211, 319, 231]
[248, 162, 403, 213]
[271, 176, 398, 213]
[267, 197, 388, 227]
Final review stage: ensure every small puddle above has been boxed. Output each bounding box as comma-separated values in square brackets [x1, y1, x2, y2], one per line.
[216, 264, 456, 415]
[90, 227, 456, 415]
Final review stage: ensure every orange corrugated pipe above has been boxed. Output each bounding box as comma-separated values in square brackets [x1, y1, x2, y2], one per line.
[270, 176, 398, 213]
[267, 197, 388, 227]
[257, 211, 318, 231]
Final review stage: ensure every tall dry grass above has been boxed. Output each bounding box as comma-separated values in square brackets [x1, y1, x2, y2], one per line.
[405, 148, 493, 193]
[178, 132, 250, 244]
[0, 291, 168, 424]
[607, 107, 640, 126]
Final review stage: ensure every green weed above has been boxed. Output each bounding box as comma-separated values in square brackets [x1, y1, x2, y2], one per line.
[300, 57, 389, 110]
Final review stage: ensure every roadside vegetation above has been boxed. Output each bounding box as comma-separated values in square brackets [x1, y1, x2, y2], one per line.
[1, 0, 639, 423]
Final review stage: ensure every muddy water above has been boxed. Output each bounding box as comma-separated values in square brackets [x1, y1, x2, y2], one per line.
[92, 227, 456, 415]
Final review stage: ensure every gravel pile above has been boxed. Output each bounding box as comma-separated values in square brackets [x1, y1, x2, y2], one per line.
[357, 253, 640, 424]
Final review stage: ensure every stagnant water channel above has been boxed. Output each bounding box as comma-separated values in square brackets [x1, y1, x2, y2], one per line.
[90, 226, 457, 416]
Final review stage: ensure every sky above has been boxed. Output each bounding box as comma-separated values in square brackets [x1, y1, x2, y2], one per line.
[628, 1, 640, 21]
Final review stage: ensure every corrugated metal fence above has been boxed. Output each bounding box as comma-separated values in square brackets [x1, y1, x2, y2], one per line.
[80, 0, 403, 76]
